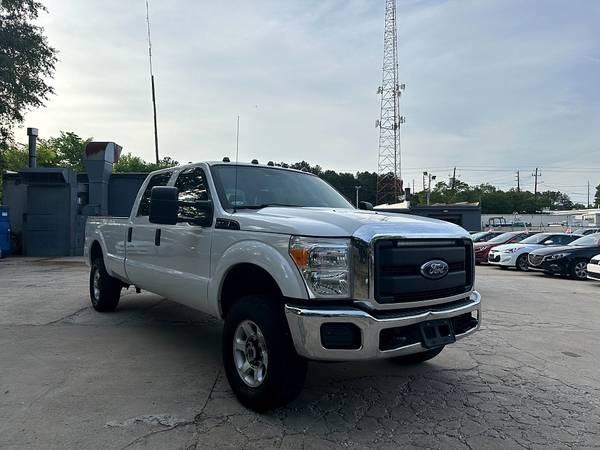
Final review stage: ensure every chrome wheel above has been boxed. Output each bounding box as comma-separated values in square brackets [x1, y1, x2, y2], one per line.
[233, 320, 268, 388]
[92, 268, 101, 301]
[574, 261, 587, 279]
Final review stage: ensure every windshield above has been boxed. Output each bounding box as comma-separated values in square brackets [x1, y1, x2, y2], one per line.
[569, 233, 600, 247]
[487, 232, 517, 244]
[470, 232, 489, 242]
[520, 234, 551, 244]
[210, 165, 354, 210]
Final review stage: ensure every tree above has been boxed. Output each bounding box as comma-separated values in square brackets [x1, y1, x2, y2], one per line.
[113, 153, 179, 173]
[595, 184, 600, 207]
[36, 131, 91, 171]
[0, 0, 57, 145]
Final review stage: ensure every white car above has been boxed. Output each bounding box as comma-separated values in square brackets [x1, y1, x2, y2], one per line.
[488, 233, 581, 271]
[587, 254, 600, 281]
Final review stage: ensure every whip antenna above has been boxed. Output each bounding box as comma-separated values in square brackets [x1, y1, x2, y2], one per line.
[146, 0, 160, 164]
[233, 115, 240, 213]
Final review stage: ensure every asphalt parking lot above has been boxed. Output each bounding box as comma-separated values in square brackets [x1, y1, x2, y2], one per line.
[1, 258, 599, 449]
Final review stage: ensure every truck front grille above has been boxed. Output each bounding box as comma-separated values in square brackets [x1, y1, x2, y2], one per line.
[373, 239, 473, 304]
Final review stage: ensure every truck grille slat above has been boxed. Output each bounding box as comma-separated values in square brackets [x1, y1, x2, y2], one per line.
[374, 239, 473, 304]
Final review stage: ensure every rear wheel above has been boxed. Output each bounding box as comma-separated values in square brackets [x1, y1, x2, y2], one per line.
[90, 258, 121, 312]
[391, 346, 444, 364]
[516, 254, 529, 271]
[570, 259, 588, 280]
[222, 295, 307, 412]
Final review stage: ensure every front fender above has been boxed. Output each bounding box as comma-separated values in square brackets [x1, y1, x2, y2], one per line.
[209, 238, 309, 317]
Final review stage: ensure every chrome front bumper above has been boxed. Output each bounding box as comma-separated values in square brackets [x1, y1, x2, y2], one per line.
[284, 291, 481, 361]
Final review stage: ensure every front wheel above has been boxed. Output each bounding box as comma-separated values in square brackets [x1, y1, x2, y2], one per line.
[390, 346, 444, 364]
[570, 259, 588, 280]
[222, 295, 307, 412]
[516, 254, 529, 271]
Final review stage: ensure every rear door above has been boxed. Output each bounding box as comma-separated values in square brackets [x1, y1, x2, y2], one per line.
[156, 166, 214, 311]
[125, 170, 174, 294]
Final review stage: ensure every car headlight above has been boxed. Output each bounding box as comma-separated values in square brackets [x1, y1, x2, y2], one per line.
[544, 252, 571, 261]
[289, 236, 350, 298]
[502, 248, 518, 253]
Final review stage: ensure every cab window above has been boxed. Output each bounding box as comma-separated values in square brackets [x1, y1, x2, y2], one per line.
[174, 167, 211, 222]
[137, 171, 173, 216]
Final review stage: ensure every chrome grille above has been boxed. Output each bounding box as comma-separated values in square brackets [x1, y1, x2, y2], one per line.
[528, 254, 544, 266]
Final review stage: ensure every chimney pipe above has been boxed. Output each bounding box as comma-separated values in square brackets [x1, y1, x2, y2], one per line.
[27, 128, 38, 168]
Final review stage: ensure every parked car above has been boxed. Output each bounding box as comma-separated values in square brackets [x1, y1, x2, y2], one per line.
[488, 233, 581, 271]
[84, 161, 481, 411]
[571, 227, 600, 235]
[470, 231, 505, 243]
[528, 233, 600, 280]
[586, 254, 600, 281]
[474, 231, 539, 264]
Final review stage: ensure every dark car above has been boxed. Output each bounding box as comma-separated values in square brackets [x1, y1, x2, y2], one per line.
[470, 231, 505, 243]
[571, 227, 600, 236]
[527, 233, 600, 280]
[473, 231, 539, 264]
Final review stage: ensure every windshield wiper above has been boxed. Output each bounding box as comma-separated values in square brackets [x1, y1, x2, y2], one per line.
[234, 203, 303, 210]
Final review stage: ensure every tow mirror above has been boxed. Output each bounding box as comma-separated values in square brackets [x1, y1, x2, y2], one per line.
[358, 201, 374, 211]
[149, 186, 179, 225]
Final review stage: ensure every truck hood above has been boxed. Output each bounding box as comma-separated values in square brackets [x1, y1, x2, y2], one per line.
[231, 207, 468, 240]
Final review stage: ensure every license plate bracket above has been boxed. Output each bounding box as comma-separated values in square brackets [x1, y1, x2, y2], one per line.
[420, 319, 456, 349]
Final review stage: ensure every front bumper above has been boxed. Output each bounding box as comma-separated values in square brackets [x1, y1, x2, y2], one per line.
[528, 259, 569, 275]
[488, 251, 516, 266]
[587, 261, 600, 280]
[284, 291, 481, 361]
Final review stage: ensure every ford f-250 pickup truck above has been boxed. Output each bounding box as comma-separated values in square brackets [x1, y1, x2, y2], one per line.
[84, 161, 481, 411]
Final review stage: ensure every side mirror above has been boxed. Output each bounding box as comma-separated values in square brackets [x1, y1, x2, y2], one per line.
[149, 186, 179, 225]
[358, 201, 374, 211]
[543, 240, 554, 245]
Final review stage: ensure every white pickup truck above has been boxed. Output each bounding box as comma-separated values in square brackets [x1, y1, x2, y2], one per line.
[84, 161, 481, 411]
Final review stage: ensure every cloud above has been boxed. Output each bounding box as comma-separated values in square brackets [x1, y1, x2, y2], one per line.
[22, 0, 600, 202]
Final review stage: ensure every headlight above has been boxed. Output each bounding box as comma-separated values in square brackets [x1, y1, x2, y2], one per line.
[501, 248, 518, 253]
[544, 252, 571, 261]
[289, 236, 350, 298]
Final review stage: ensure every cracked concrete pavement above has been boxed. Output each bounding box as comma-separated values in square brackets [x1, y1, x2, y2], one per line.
[1, 257, 599, 449]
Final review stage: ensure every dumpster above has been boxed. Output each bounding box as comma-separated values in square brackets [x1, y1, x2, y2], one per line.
[0, 206, 10, 257]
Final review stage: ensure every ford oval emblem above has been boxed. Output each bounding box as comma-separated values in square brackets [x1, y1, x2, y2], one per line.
[420, 260, 449, 280]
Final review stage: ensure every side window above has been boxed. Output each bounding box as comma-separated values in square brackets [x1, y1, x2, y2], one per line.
[136, 171, 173, 216]
[174, 167, 210, 222]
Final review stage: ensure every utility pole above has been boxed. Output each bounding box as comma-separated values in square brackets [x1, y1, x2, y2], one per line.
[354, 185, 362, 207]
[532, 168, 541, 196]
[146, 0, 159, 164]
[451, 167, 456, 191]
[588, 180, 590, 208]
[516, 170, 520, 192]
[424, 171, 436, 205]
[376, 0, 405, 205]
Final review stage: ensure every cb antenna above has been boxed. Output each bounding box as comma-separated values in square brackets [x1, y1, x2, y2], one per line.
[233, 115, 240, 213]
[146, 0, 159, 164]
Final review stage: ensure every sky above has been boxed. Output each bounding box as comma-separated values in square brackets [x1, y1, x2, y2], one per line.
[22, 0, 600, 203]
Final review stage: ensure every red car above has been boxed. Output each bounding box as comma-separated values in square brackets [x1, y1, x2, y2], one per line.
[474, 231, 539, 264]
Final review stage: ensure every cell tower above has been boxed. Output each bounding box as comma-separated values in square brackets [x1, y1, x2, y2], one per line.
[376, 0, 405, 205]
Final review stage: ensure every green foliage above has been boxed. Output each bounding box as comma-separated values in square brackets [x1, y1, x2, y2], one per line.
[0, 0, 57, 144]
[113, 154, 179, 173]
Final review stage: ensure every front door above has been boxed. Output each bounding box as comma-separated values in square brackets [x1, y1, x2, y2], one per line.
[157, 166, 214, 312]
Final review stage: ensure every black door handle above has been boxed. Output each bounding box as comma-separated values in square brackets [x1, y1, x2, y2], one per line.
[127, 227, 133, 242]
[154, 228, 161, 246]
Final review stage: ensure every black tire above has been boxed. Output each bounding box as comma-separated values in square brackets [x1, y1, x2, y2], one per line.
[222, 295, 307, 412]
[516, 254, 529, 271]
[570, 259, 588, 280]
[391, 346, 444, 364]
[90, 257, 121, 312]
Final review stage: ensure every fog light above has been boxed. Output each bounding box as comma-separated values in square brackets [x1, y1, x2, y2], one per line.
[320, 323, 361, 350]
